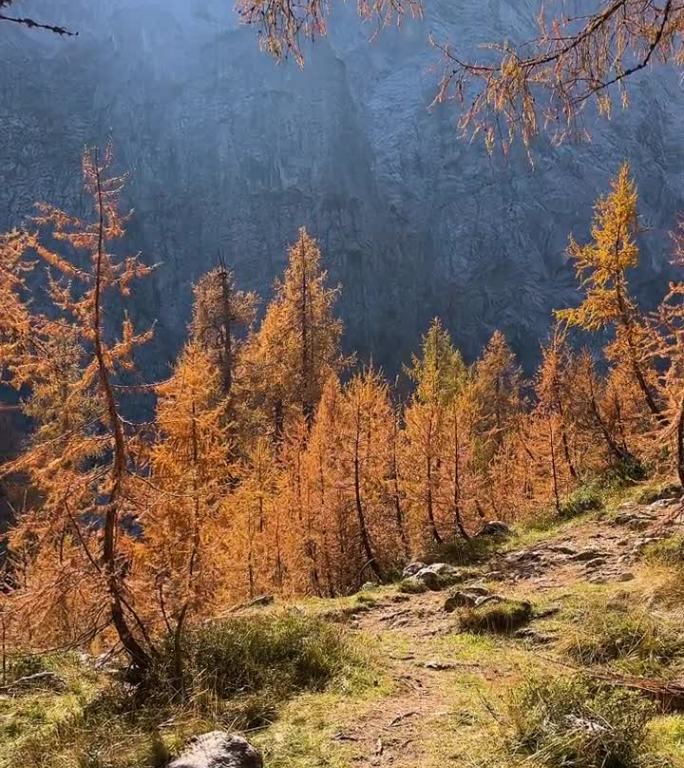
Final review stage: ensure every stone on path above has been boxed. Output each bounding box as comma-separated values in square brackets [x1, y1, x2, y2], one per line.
[169, 732, 263, 768]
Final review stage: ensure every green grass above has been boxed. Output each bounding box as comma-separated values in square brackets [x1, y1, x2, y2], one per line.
[0, 613, 366, 768]
[558, 482, 605, 519]
[397, 577, 429, 594]
[643, 534, 684, 567]
[560, 598, 684, 675]
[428, 536, 502, 566]
[459, 599, 533, 634]
[635, 482, 682, 506]
[146, 611, 356, 709]
[509, 674, 656, 768]
[647, 715, 684, 765]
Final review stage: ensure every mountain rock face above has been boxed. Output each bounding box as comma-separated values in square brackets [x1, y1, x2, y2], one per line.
[1, 0, 682, 372]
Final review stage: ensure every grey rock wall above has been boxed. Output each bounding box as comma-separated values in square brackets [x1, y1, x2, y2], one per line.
[1, 0, 682, 373]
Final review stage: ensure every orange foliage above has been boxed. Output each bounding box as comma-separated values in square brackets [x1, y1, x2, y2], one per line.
[2, 155, 683, 667]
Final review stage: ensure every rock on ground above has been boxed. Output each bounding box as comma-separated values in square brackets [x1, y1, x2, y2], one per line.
[169, 732, 263, 768]
[478, 521, 512, 538]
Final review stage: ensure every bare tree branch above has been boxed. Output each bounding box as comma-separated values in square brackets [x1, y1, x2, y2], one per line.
[0, 0, 75, 36]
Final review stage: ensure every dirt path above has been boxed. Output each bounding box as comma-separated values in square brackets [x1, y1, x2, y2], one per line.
[336, 497, 684, 767]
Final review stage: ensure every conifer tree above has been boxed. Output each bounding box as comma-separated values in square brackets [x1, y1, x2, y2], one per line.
[338, 368, 396, 584]
[575, 350, 636, 469]
[471, 330, 522, 456]
[142, 341, 232, 686]
[243, 228, 343, 439]
[403, 320, 468, 548]
[443, 386, 478, 539]
[646, 222, 684, 486]
[557, 165, 661, 418]
[234, 436, 282, 596]
[304, 374, 349, 593]
[535, 326, 579, 481]
[405, 318, 467, 406]
[191, 265, 257, 397]
[0, 147, 155, 670]
[387, 399, 411, 557]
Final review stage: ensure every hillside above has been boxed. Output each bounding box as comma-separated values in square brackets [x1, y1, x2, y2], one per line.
[3, 482, 684, 767]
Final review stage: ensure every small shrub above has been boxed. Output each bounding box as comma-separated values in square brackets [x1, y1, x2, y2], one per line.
[607, 457, 648, 484]
[459, 599, 532, 634]
[636, 483, 682, 506]
[562, 601, 684, 674]
[397, 577, 428, 594]
[149, 611, 352, 704]
[559, 483, 604, 519]
[429, 536, 499, 566]
[355, 593, 378, 606]
[643, 535, 684, 567]
[509, 674, 655, 768]
[5, 652, 49, 683]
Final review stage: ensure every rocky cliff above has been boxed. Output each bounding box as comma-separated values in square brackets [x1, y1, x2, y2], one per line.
[1, 0, 682, 372]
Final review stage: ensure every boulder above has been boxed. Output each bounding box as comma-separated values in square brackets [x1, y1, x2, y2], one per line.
[478, 521, 512, 538]
[444, 591, 478, 612]
[169, 732, 263, 768]
[615, 571, 635, 582]
[514, 627, 555, 645]
[570, 548, 609, 562]
[402, 562, 427, 578]
[414, 563, 466, 590]
[443, 587, 495, 613]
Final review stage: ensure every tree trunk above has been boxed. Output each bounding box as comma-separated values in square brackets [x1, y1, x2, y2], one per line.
[353, 400, 383, 582]
[218, 266, 233, 396]
[391, 414, 410, 556]
[92, 151, 151, 674]
[677, 396, 684, 490]
[452, 411, 470, 540]
[549, 418, 561, 515]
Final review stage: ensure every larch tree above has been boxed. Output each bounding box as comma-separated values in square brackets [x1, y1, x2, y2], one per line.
[236, 0, 681, 153]
[575, 350, 637, 469]
[442, 383, 479, 539]
[233, 436, 282, 598]
[243, 227, 343, 440]
[402, 319, 467, 548]
[338, 368, 396, 585]
[468, 331, 523, 520]
[471, 331, 522, 459]
[405, 318, 467, 407]
[236, 0, 421, 66]
[387, 397, 411, 558]
[141, 340, 233, 688]
[557, 164, 662, 420]
[535, 326, 579, 481]
[303, 374, 349, 594]
[0, 0, 75, 35]
[191, 265, 257, 399]
[0, 146, 155, 671]
[434, 0, 683, 152]
[276, 415, 322, 595]
[647, 221, 684, 486]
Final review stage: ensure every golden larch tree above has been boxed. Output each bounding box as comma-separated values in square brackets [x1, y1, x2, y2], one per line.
[0, 146, 155, 670]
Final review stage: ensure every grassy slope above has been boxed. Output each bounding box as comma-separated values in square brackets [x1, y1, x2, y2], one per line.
[2, 481, 684, 768]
